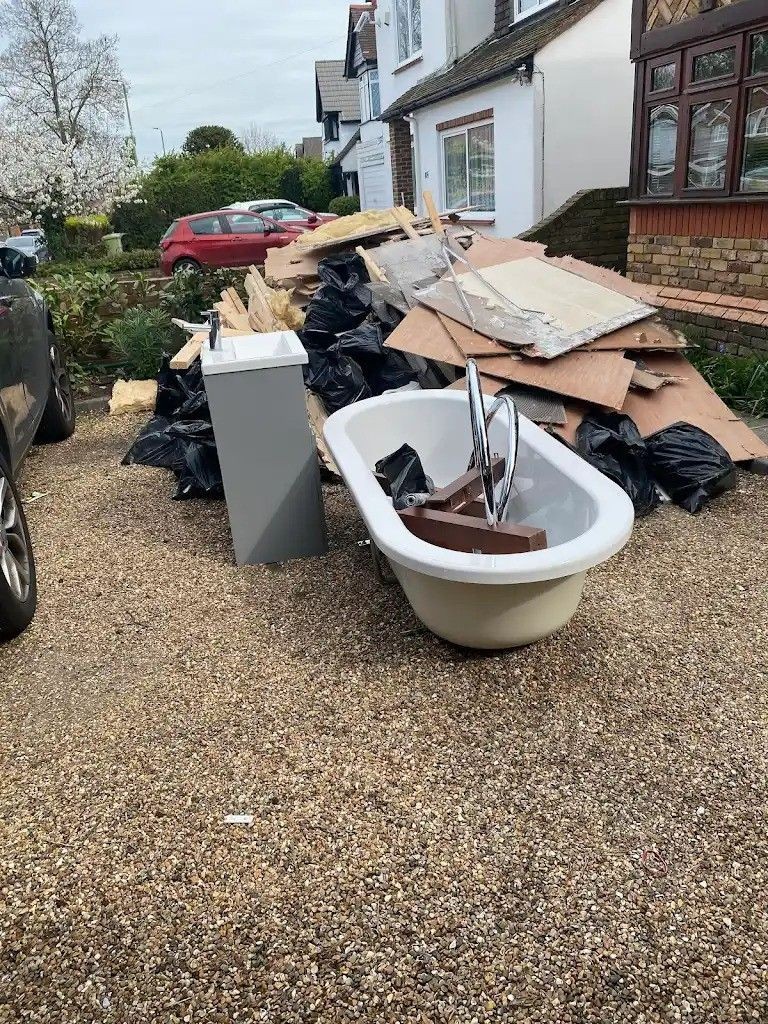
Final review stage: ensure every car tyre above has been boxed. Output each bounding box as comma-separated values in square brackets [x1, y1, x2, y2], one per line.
[0, 454, 37, 639]
[35, 334, 76, 443]
[173, 258, 201, 274]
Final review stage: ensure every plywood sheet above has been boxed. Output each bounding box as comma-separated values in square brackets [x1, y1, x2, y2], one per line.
[440, 315, 635, 410]
[385, 305, 464, 366]
[621, 353, 768, 462]
[437, 312, 510, 357]
[582, 319, 687, 352]
[456, 257, 655, 340]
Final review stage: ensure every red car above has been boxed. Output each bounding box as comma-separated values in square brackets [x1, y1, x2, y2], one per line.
[159, 210, 303, 274]
[230, 201, 337, 231]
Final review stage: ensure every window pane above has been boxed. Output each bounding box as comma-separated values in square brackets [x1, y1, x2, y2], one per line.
[687, 98, 731, 189]
[190, 216, 222, 236]
[443, 134, 467, 209]
[692, 47, 736, 82]
[741, 86, 768, 192]
[468, 124, 495, 210]
[651, 62, 675, 91]
[411, 0, 421, 52]
[227, 215, 264, 233]
[751, 33, 768, 76]
[396, 0, 410, 61]
[647, 104, 678, 195]
[370, 69, 381, 119]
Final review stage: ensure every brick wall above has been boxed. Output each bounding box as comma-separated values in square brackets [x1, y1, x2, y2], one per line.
[389, 119, 415, 212]
[495, 0, 511, 33]
[627, 203, 768, 300]
[518, 187, 630, 272]
[628, 202, 768, 359]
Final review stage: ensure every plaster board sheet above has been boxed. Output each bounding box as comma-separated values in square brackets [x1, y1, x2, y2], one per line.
[369, 235, 446, 307]
[455, 257, 657, 355]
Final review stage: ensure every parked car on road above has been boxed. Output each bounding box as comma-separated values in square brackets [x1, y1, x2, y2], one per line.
[5, 234, 52, 264]
[227, 200, 337, 230]
[159, 210, 304, 275]
[0, 245, 76, 638]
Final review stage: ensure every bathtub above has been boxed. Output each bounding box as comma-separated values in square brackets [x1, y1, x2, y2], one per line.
[323, 390, 634, 649]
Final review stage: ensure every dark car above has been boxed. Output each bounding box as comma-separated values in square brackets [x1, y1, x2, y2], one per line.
[0, 245, 76, 637]
[159, 210, 304, 275]
[5, 234, 52, 264]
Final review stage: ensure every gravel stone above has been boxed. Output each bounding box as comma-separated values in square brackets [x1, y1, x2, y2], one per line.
[0, 413, 767, 1023]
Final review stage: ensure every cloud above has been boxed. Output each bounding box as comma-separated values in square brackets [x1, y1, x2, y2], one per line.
[72, 0, 350, 159]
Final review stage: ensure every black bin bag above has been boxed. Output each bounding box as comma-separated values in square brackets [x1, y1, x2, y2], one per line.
[302, 252, 372, 338]
[121, 415, 180, 470]
[304, 348, 371, 413]
[375, 443, 434, 510]
[576, 411, 660, 517]
[645, 421, 736, 513]
[335, 323, 419, 395]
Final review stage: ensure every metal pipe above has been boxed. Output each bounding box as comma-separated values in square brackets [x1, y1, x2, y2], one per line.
[466, 359, 519, 527]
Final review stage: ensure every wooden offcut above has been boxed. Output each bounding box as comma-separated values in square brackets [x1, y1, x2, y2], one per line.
[399, 506, 547, 555]
[423, 190, 446, 236]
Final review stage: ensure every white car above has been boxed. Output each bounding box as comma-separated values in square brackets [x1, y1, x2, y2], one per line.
[225, 200, 337, 229]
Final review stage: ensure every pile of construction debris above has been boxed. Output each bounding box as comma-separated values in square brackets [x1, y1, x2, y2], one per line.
[266, 196, 768, 479]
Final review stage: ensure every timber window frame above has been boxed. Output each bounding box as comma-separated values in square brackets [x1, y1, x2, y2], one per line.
[635, 24, 768, 199]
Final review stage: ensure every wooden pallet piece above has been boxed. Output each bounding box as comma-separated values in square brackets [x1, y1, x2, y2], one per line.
[423, 190, 446, 236]
[355, 245, 388, 282]
[399, 506, 547, 555]
[391, 205, 420, 240]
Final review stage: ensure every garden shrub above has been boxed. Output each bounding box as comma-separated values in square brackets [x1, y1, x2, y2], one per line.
[328, 195, 361, 217]
[62, 214, 111, 258]
[106, 307, 175, 379]
[34, 270, 120, 363]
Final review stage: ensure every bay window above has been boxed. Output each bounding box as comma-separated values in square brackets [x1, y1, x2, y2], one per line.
[442, 123, 495, 213]
[395, 0, 421, 63]
[637, 26, 768, 198]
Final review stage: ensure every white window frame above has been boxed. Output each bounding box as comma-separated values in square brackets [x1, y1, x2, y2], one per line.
[358, 69, 381, 123]
[395, 0, 422, 65]
[441, 119, 496, 215]
[513, 0, 558, 24]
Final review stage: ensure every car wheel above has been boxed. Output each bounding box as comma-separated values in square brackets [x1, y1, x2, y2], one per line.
[35, 334, 76, 443]
[173, 258, 201, 274]
[0, 455, 37, 639]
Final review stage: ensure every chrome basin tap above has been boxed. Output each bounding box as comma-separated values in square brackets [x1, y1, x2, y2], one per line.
[171, 309, 222, 349]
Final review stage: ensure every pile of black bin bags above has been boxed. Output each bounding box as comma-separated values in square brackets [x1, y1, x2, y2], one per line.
[122, 357, 224, 500]
[300, 252, 418, 412]
[575, 412, 737, 516]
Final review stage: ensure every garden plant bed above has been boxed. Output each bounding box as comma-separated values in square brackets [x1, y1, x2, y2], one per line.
[0, 413, 767, 1022]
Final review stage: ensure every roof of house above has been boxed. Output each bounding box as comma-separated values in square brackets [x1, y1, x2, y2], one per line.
[299, 136, 323, 159]
[330, 127, 362, 166]
[380, 0, 604, 121]
[315, 60, 361, 123]
[345, 4, 378, 77]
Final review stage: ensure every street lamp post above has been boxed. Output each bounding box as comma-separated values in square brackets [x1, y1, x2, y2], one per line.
[153, 128, 166, 156]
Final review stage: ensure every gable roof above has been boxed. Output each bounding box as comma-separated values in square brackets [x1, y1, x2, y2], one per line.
[315, 60, 361, 123]
[381, 0, 604, 121]
[345, 4, 378, 78]
[330, 127, 362, 166]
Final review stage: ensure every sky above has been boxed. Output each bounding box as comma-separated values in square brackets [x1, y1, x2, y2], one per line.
[72, 0, 352, 162]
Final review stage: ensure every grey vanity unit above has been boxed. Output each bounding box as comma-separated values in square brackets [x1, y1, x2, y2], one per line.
[202, 331, 327, 565]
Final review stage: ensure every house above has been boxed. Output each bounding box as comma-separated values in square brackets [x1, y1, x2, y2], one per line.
[315, 60, 361, 195]
[626, 0, 768, 358]
[294, 136, 323, 159]
[376, 0, 635, 236]
[343, 2, 394, 210]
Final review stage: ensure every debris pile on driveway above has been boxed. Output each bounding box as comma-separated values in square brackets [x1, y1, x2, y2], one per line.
[123, 194, 767, 518]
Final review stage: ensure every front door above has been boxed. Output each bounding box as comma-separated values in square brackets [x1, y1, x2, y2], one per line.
[223, 213, 270, 266]
[187, 214, 233, 267]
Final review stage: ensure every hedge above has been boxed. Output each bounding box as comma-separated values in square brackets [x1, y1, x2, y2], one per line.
[33, 248, 160, 279]
[112, 149, 339, 250]
[328, 195, 361, 217]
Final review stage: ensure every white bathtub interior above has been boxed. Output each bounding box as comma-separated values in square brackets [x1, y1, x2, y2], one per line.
[343, 394, 598, 548]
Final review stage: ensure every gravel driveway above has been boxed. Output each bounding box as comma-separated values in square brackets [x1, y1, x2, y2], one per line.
[1, 413, 767, 1023]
